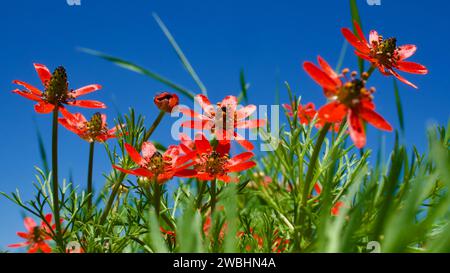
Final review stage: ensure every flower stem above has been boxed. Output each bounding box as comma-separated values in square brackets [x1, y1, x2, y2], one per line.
[99, 111, 166, 225]
[366, 65, 376, 79]
[51, 107, 63, 250]
[210, 180, 217, 215]
[143, 110, 165, 142]
[298, 123, 331, 248]
[87, 142, 95, 211]
[153, 180, 161, 217]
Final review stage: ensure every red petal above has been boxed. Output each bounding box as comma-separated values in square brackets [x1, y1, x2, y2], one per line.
[195, 94, 214, 117]
[303, 62, 339, 92]
[234, 133, 254, 151]
[178, 106, 206, 119]
[227, 161, 256, 172]
[34, 102, 55, 114]
[33, 63, 52, 86]
[24, 217, 37, 232]
[8, 242, 30, 248]
[13, 80, 43, 95]
[174, 169, 197, 178]
[68, 100, 106, 109]
[353, 20, 368, 45]
[236, 105, 257, 120]
[318, 102, 347, 123]
[359, 107, 393, 131]
[348, 110, 366, 148]
[72, 84, 102, 98]
[317, 56, 341, 85]
[39, 242, 52, 253]
[341, 28, 370, 54]
[354, 50, 373, 62]
[17, 232, 29, 239]
[194, 133, 212, 154]
[12, 89, 42, 102]
[124, 143, 146, 166]
[236, 119, 266, 128]
[216, 141, 231, 156]
[181, 119, 213, 130]
[196, 172, 215, 181]
[396, 61, 428, 75]
[229, 152, 254, 165]
[141, 142, 156, 159]
[28, 243, 39, 253]
[397, 45, 417, 60]
[389, 69, 418, 89]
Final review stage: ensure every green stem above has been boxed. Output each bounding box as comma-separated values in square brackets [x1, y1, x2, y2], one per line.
[87, 142, 95, 211]
[366, 65, 376, 79]
[210, 180, 217, 215]
[143, 110, 165, 142]
[196, 181, 207, 209]
[154, 180, 161, 217]
[51, 108, 63, 250]
[99, 111, 166, 225]
[298, 123, 331, 248]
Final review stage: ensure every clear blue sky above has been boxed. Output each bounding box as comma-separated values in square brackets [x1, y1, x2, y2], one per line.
[0, 0, 449, 250]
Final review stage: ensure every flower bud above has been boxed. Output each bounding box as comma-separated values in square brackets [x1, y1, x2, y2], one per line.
[153, 92, 179, 113]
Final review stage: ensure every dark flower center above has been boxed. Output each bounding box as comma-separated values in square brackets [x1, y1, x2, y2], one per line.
[146, 152, 166, 174]
[43, 66, 72, 105]
[372, 36, 399, 66]
[85, 112, 107, 141]
[198, 151, 229, 176]
[338, 79, 371, 107]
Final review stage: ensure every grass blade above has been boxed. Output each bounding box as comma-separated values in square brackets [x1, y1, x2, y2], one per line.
[349, 0, 365, 74]
[237, 69, 250, 104]
[393, 79, 405, 135]
[153, 13, 208, 96]
[78, 47, 195, 100]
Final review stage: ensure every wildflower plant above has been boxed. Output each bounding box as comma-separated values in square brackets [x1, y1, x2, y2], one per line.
[1, 1, 449, 255]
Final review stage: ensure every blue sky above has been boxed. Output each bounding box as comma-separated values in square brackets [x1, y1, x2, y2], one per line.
[0, 0, 449, 250]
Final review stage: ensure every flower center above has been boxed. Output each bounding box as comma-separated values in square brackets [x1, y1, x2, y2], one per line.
[198, 151, 229, 176]
[43, 66, 72, 105]
[338, 79, 371, 107]
[145, 152, 166, 174]
[372, 36, 399, 66]
[32, 227, 44, 243]
[85, 112, 107, 141]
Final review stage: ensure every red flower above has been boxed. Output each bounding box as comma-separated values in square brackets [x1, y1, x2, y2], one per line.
[283, 102, 317, 125]
[284, 102, 341, 132]
[58, 109, 121, 142]
[180, 133, 256, 183]
[304, 56, 393, 148]
[12, 63, 105, 114]
[113, 142, 197, 183]
[8, 214, 58, 253]
[314, 182, 346, 216]
[179, 94, 266, 151]
[154, 92, 179, 113]
[342, 21, 428, 88]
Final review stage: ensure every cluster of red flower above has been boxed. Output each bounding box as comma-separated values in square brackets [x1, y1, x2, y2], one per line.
[286, 22, 427, 148]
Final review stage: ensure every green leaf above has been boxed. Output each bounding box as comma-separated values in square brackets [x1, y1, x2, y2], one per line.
[349, 0, 365, 74]
[393, 79, 405, 134]
[237, 69, 250, 104]
[35, 124, 49, 175]
[78, 47, 195, 100]
[153, 13, 208, 96]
